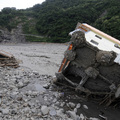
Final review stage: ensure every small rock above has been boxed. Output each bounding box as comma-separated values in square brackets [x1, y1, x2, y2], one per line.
[79, 113, 85, 120]
[17, 96, 23, 101]
[18, 81, 24, 88]
[43, 83, 50, 89]
[76, 103, 81, 109]
[49, 107, 57, 116]
[55, 101, 60, 106]
[31, 108, 36, 113]
[41, 105, 49, 115]
[89, 117, 100, 120]
[23, 79, 30, 84]
[33, 71, 39, 75]
[0, 96, 2, 104]
[66, 110, 78, 120]
[74, 108, 77, 113]
[23, 103, 28, 107]
[83, 105, 88, 109]
[56, 109, 65, 118]
[23, 107, 30, 113]
[44, 96, 48, 101]
[11, 109, 17, 114]
[60, 102, 65, 107]
[68, 102, 76, 108]
[16, 76, 21, 79]
[31, 117, 35, 120]
[27, 90, 32, 96]
[32, 91, 39, 97]
[58, 92, 64, 98]
[37, 112, 42, 116]
[39, 119, 44, 120]
[53, 98, 57, 103]
[2, 108, 9, 115]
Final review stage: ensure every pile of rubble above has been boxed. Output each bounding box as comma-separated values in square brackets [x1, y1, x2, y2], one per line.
[0, 50, 19, 68]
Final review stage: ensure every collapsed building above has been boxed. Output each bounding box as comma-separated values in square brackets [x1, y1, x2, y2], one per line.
[55, 23, 120, 106]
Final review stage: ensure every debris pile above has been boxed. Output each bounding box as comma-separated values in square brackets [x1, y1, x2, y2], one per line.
[0, 50, 19, 68]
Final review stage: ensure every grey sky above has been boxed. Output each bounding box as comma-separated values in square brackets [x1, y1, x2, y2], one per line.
[0, 0, 45, 11]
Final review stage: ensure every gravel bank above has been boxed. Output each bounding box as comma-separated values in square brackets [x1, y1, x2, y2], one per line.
[0, 67, 100, 120]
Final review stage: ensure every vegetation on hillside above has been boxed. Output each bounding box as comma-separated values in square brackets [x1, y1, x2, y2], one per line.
[0, 0, 120, 42]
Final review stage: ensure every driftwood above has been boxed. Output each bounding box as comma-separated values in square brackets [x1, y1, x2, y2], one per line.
[0, 50, 19, 68]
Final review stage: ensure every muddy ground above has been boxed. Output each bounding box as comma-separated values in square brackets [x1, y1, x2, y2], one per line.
[0, 43, 120, 120]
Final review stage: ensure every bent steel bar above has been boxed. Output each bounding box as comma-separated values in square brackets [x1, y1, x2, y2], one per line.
[58, 44, 73, 72]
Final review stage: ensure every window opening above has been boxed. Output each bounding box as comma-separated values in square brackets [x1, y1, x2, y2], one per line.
[95, 35, 102, 39]
[90, 40, 99, 45]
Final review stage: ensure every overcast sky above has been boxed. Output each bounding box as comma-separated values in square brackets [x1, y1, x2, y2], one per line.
[0, 0, 45, 11]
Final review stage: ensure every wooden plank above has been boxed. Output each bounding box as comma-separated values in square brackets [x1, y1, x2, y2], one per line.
[0, 50, 13, 58]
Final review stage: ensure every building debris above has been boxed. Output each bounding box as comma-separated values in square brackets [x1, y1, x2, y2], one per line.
[0, 50, 19, 68]
[55, 23, 120, 106]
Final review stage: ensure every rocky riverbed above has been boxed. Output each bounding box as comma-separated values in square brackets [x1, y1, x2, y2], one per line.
[0, 43, 120, 120]
[0, 66, 100, 120]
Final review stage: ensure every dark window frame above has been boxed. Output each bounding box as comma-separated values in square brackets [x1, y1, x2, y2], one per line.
[95, 35, 102, 39]
[90, 40, 99, 45]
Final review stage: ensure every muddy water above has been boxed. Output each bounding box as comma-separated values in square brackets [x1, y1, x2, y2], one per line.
[0, 43, 68, 76]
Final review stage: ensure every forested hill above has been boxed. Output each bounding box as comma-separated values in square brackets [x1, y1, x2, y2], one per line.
[0, 0, 120, 43]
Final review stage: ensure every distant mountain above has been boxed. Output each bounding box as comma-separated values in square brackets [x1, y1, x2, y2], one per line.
[0, 0, 120, 43]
